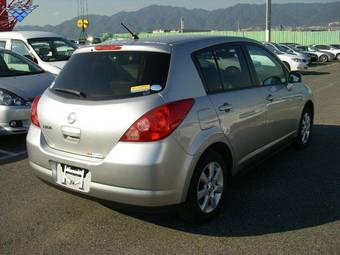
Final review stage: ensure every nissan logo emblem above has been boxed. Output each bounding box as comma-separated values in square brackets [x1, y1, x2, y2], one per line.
[67, 113, 77, 124]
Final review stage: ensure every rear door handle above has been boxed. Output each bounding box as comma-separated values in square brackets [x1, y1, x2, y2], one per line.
[218, 103, 233, 112]
[266, 94, 274, 102]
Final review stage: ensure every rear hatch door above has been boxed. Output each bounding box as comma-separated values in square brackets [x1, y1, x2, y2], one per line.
[38, 49, 171, 158]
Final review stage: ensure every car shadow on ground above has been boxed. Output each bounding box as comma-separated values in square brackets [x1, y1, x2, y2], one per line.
[301, 71, 330, 76]
[102, 124, 340, 237]
[0, 134, 27, 166]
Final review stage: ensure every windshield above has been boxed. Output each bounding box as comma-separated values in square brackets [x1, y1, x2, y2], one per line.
[52, 51, 171, 100]
[0, 50, 44, 77]
[274, 44, 291, 53]
[264, 44, 283, 55]
[28, 37, 77, 62]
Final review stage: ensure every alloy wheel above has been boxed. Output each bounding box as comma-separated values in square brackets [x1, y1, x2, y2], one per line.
[197, 161, 224, 214]
[301, 112, 311, 144]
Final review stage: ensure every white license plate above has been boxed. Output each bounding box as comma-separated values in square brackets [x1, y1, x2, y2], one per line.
[56, 164, 91, 193]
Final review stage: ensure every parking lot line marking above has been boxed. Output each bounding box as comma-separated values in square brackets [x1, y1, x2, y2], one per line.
[314, 82, 337, 93]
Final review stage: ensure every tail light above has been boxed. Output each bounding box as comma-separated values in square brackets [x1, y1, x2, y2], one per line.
[31, 96, 41, 127]
[120, 99, 195, 142]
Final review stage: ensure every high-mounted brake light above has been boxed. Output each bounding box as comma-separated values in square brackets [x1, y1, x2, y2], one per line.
[120, 99, 195, 142]
[95, 45, 122, 51]
[31, 96, 40, 127]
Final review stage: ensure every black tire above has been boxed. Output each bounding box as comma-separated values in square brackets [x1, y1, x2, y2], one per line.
[283, 61, 291, 71]
[180, 150, 228, 223]
[336, 54, 340, 61]
[319, 54, 328, 63]
[295, 106, 313, 149]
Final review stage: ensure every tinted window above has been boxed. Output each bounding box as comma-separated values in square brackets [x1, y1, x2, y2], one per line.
[214, 45, 252, 90]
[247, 45, 287, 86]
[195, 50, 222, 93]
[52, 51, 170, 100]
[0, 51, 43, 77]
[28, 37, 76, 62]
[0, 41, 6, 49]
[316, 45, 330, 50]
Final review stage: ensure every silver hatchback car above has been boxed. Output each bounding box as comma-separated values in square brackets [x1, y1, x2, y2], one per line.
[27, 36, 314, 222]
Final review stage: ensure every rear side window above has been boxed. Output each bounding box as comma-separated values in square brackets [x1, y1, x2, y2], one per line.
[52, 51, 170, 100]
[194, 45, 252, 93]
[195, 50, 222, 93]
[11, 40, 30, 56]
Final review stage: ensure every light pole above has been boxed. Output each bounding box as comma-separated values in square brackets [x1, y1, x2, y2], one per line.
[265, 0, 272, 42]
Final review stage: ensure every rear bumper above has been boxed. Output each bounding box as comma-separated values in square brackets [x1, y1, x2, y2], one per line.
[0, 105, 30, 135]
[31, 161, 182, 206]
[27, 125, 196, 207]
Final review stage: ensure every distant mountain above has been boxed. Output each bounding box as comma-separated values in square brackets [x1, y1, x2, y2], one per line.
[16, 2, 340, 39]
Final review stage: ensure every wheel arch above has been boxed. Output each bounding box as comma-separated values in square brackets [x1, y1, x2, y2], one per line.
[304, 100, 314, 119]
[181, 138, 235, 202]
[282, 61, 291, 71]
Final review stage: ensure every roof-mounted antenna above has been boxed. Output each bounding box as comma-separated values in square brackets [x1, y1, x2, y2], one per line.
[121, 23, 139, 40]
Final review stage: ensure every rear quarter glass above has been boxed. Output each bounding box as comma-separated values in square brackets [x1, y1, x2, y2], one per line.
[52, 51, 171, 100]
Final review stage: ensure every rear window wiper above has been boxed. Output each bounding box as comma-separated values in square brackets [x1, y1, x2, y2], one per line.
[54, 88, 87, 98]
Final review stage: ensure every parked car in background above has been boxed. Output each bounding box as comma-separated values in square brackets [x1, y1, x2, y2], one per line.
[263, 42, 308, 71]
[281, 43, 301, 48]
[277, 43, 312, 64]
[0, 31, 77, 75]
[282, 44, 320, 64]
[0, 49, 54, 135]
[311, 45, 340, 60]
[295, 45, 334, 63]
[27, 36, 314, 222]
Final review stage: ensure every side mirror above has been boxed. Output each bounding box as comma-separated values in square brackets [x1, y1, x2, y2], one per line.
[289, 72, 302, 84]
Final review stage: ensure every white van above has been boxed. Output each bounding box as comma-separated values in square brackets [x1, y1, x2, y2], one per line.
[0, 31, 77, 75]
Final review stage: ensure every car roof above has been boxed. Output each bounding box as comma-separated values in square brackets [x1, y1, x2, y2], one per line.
[78, 35, 258, 54]
[107, 35, 255, 45]
[0, 31, 61, 40]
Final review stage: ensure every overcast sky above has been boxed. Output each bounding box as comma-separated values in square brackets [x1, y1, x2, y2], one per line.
[19, 0, 338, 26]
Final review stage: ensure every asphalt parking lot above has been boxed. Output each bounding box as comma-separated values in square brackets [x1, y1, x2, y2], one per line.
[1, 62, 340, 255]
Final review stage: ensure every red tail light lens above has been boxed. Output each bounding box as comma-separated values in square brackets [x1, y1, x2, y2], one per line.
[95, 45, 122, 51]
[120, 99, 195, 142]
[31, 96, 41, 127]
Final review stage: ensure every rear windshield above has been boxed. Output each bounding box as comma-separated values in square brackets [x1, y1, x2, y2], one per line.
[52, 51, 171, 100]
